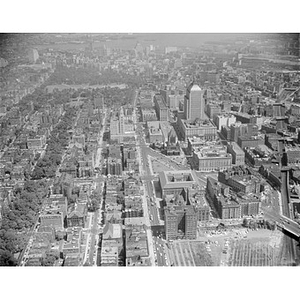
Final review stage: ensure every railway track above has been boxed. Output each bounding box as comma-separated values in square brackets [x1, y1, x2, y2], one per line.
[277, 235, 296, 266]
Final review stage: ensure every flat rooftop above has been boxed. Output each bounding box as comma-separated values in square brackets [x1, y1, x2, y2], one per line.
[160, 170, 199, 189]
[194, 144, 230, 158]
[183, 118, 216, 129]
[232, 175, 259, 186]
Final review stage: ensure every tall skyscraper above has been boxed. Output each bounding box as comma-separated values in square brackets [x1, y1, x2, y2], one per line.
[184, 81, 204, 121]
[28, 48, 39, 64]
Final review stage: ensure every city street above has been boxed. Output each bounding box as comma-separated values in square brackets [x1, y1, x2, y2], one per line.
[137, 127, 160, 226]
[88, 210, 100, 266]
[262, 207, 300, 235]
[87, 107, 109, 266]
[142, 182, 160, 226]
[153, 236, 168, 266]
[95, 108, 108, 168]
[133, 94, 156, 266]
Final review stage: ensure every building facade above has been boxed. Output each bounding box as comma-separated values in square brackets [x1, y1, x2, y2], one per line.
[184, 82, 205, 121]
[191, 143, 232, 172]
[176, 117, 217, 142]
[159, 170, 200, 198]
[164, 205, 198, 240]
[154, 94, 168, 121]
[226, 142, 245, 166]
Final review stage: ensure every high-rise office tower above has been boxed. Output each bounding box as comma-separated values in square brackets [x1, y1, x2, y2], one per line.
[28, 48, 39, 63]
[184, 81, 204, 121]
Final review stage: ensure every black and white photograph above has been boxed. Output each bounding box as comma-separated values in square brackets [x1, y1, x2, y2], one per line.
[0, 32, 299, 268]
[0, 1, 299, 300]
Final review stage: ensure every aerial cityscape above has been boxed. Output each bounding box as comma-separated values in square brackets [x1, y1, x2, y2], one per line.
[0, 33, 299, 267]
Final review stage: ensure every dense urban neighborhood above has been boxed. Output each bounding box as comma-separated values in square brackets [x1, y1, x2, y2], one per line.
[0, 33, 300, 267]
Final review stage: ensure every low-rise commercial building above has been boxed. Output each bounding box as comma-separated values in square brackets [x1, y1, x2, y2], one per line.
[191, 143, 232, 172]
[206, 177, 241, 219]
[159, 170, 200, 198]
[286, 145, 300, 164]
[237, 136, 264, 149]
[125, 225, 149, 265]
[149, 127, 164, 143]
[62, 227, 82, 257]
[187, 187, 210, 222]
[244, 146, 273, 167]
[206, 103, 221, 119]
[67, 203, 87, 228]
[39, 211, 64, 229]
[100, 246, 119, 266]
[214, 114, 236, 130]
[176, 116, 217, 142]
[218, 166, 261, 195]
[27, 135, 46, 150]
[124, 195, 144, 218]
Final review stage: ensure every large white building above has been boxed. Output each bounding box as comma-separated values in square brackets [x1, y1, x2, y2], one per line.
[191, 143, 232, 172]
[214, 114, 237, 130]
[176, 117, 217, 142]
[28, 48, 39, 63]
[184, 82, 205, 121]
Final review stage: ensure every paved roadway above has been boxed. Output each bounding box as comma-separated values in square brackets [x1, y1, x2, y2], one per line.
[274, 142, 300, 238]
[141, 145, 189, 172]
[133, 94, 156, 266]
[278, 234, 297, 266]
[95, 108, 108, 168]
[262, 207, 300, 237]
[281, 169, 291, 218]
[139, 149, 160, 225]
[137, 121, 192, 227]
[153, 236, 168, 266]
[135, 114, 194, 228]
[135, 119, 161, 226]
[19, 214, 41, 266]
[88, 210, 100, 266]
[278, 87, 300, 108]
[88, 107, 109, 266]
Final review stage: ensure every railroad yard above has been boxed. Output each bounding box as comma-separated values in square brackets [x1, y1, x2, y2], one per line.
[165, 228, 289, 266]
